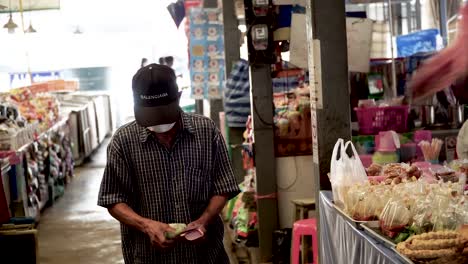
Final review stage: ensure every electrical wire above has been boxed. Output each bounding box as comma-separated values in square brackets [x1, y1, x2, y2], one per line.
[252, 98, 274, 126]
[277, 157, 299, 190]
[245, 5, 277, 127]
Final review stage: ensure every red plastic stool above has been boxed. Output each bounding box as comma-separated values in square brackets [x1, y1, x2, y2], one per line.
[291, 218, 318, 264]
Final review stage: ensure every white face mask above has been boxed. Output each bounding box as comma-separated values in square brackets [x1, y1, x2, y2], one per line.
[147, 122, 176, 133]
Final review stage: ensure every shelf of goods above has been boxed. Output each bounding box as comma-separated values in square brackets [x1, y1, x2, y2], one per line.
[354, 129, 460, 166]
[272, 71, 312, 157]
[326, 158, 468, 264]
[54, 92, 112, 165]
[0, 88, 111, 263]
[0, 117, 74, 222]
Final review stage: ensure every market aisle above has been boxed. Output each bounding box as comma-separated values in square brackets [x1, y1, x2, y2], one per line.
[37, 144, 124, 264]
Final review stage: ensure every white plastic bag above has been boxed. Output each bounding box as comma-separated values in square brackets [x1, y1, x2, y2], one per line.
[330, 139, 368, 210]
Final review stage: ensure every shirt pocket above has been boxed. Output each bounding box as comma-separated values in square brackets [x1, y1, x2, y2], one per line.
[185, 166, 211, 203]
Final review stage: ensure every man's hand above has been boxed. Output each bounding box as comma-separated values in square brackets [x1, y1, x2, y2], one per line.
[185, 219, 207, 243]
[142, 219, 175, 249]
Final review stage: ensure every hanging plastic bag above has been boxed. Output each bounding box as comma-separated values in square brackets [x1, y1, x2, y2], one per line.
[329, 139, 368, 209]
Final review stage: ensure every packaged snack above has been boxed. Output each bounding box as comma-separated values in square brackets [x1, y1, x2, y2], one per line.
[380, 196, 412, 238]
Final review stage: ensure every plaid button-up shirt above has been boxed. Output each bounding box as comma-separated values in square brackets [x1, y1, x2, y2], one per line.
[98, 112, 240, 264]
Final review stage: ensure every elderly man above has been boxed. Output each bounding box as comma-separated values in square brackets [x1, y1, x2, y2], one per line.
[98, 64, 240, 264]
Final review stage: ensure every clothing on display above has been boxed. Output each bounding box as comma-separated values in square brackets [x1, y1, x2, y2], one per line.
[224, 59, 251, 128]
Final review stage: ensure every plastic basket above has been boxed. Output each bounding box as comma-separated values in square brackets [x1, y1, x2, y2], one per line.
[355, 106, 409, 135]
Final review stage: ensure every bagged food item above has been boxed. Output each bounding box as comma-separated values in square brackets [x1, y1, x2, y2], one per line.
[366, 163, 382, 176]
[345, 182, 394, 220]
[378, 163, 423, 185]
[449, 159, 468, 172]
[373, 185, 394, 217]
[379, 196, 412, 238]
[346, 183, 379, 221]
[411, 195, 435, 234]
[433, 167, 459, 183]
[411, 184, 466, 235]
[329, 139, 368, 209]
[431, 194, 465, 232]
[460, 161, 468, 174]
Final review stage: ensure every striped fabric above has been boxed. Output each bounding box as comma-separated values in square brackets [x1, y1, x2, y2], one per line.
[224, 59, 251, 128]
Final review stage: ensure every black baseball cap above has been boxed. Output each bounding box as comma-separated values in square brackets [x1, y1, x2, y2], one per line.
[132, 64, 180, 127]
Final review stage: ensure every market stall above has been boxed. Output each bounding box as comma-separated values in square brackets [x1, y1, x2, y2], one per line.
[319, 191, 406, 264]
[325, 132, 468, 263]
[0, 81, 112, 223]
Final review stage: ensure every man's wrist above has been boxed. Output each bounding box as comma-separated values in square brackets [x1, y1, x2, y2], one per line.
[138, 217, 152, 234]
[195, 215, 210, 227]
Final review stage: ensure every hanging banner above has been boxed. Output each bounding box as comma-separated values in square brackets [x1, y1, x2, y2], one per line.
[289, 13, 308, 69]
[9, 71, 63, 89]
[346, 18, 373, 73]
[189, 8, 226, 99]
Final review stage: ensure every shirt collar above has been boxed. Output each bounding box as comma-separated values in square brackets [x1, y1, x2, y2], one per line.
[138, 112, 195, 143]
[180, 112, 196, 135]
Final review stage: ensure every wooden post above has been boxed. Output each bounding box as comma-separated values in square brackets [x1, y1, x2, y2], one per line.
[306, 0, 351, 260]
[222, 0, 241, 74]
[249, 64, 278, 262]
[242, 0, 279, 261]
[221, 0, 245, 183]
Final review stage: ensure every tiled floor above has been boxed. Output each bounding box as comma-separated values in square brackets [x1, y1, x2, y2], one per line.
[38, 143, 124, 264]
[36, 141, 253, 264]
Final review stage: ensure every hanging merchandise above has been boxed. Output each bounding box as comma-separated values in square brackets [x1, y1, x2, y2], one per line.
[189, 8, 226, 99]
[272, 69, 312, 157]
[224, 59, 251, 128]
[167, 0, 185, 28]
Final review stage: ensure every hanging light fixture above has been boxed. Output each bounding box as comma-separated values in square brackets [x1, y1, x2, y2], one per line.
[4, 14, 18, 33]
[25, 22, 36, 33]
[73, 26, 82, 34]
[25, 0, 36, 33]
[3, 0, 17, 34]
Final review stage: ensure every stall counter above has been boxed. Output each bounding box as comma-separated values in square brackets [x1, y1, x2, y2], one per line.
[319, 191, 407, 264]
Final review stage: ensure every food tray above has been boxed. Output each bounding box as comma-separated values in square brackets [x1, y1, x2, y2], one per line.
[391, 247, 415, 264]
[333, 203, 368, 230]
[361, 223, 415, 264]
[361, 222, 397, 248]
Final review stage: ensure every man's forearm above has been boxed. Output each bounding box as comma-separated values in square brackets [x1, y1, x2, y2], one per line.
[108, 203, 149, 232]
[197, 195, 229, 225]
